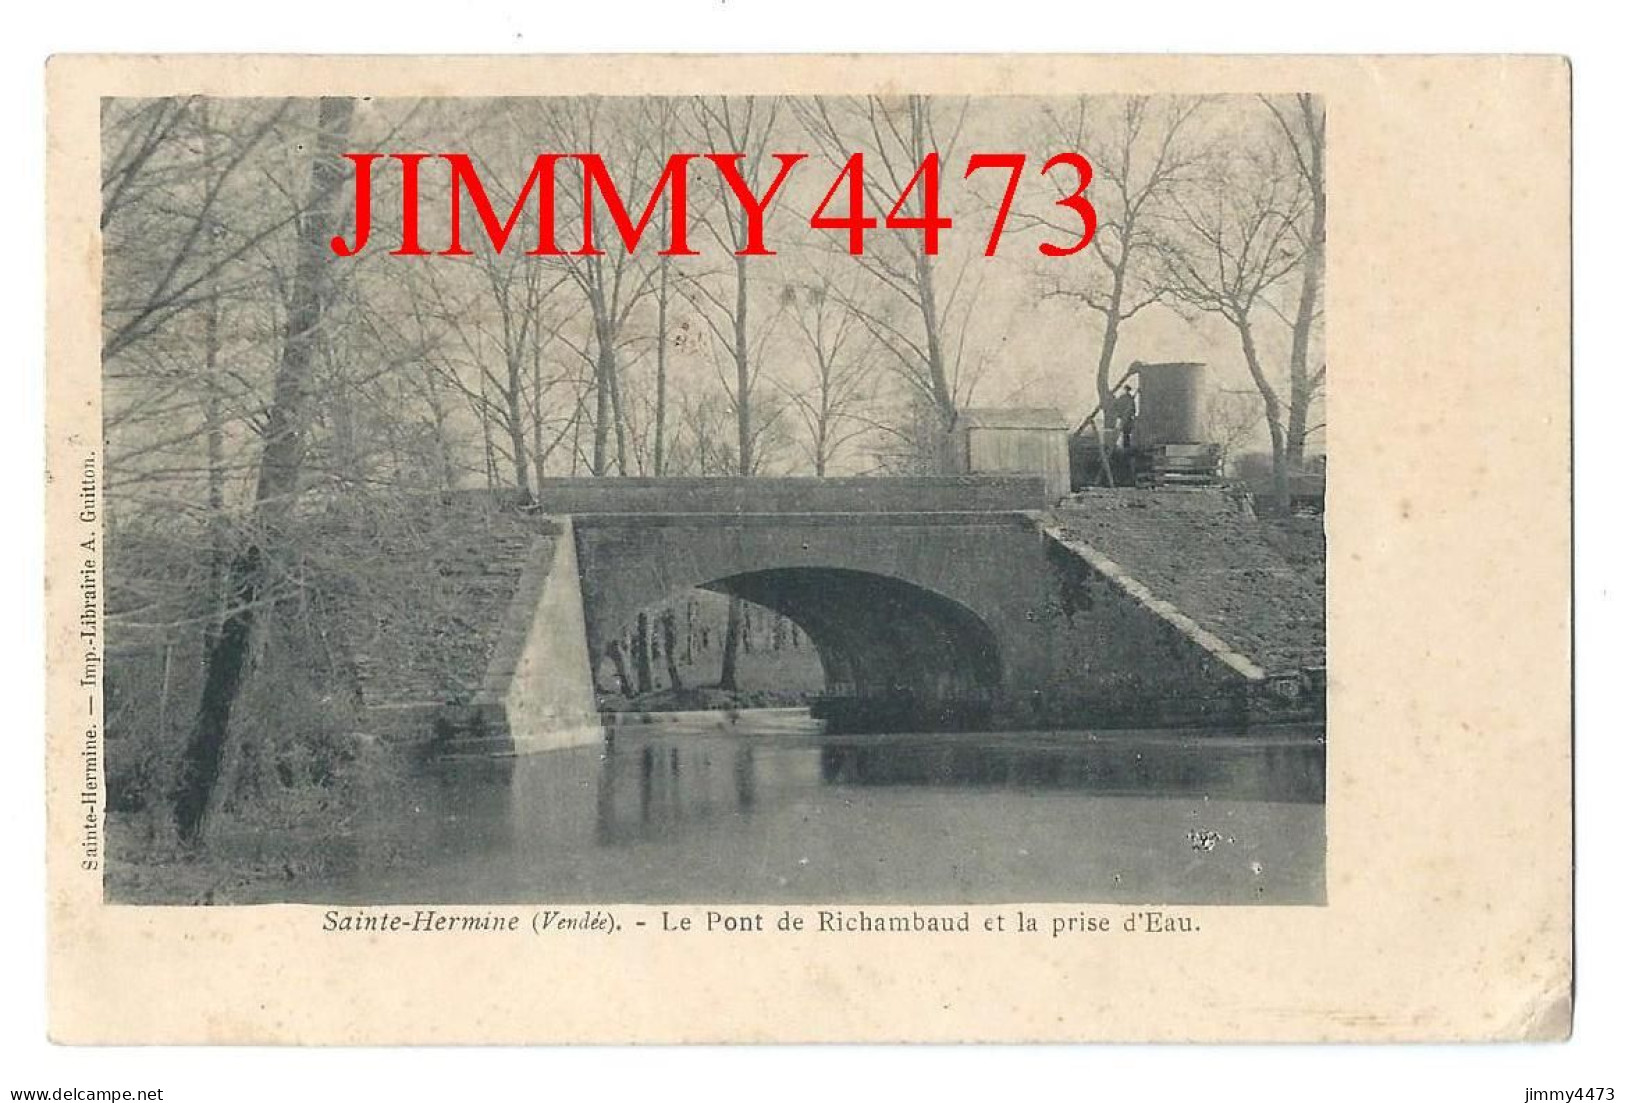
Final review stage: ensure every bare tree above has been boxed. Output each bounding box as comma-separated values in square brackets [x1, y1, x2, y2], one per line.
[777, 270, 881, 475]
[642, 99, 685, 476]
[104, 98, 332, 663]
[795, 95, 979, 466]
[1203, 387, 1265, 463]
[1262, 93, 1327, 467]
[1158, 134, 1308, 512]
[678, 96, 798, 690]
[173, 97, 358, 842]
[102, 100, 297, 365]
[1030, 96, 1207, 483]
[666, 387, 739, 477]
[660, 610, 684, 691]
[538, 98, 671, 476]
[424, 250, 572, 500]
[678, 96, 793, 478]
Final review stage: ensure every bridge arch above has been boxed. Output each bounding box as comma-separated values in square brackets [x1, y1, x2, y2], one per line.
[712, 567, 998, 698]
[567, 511, 1054, 710]
[587, 559, 1004, 702]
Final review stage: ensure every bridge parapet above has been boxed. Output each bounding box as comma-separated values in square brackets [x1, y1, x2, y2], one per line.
[533, 475, 1048, 515]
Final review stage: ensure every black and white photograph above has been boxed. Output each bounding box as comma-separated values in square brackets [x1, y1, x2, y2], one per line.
[97, 91, 1329, 909]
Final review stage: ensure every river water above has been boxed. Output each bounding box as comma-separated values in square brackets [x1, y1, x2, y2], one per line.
[273, 721, 1325, 907]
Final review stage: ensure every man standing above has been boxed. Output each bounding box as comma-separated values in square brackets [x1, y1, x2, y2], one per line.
[1113, 385, 1138, 450]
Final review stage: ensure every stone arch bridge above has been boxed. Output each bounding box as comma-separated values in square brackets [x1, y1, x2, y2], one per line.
[352, 476, 1314, 754]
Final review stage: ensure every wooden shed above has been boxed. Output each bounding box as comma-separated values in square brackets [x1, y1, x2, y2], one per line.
[946, 407, 1071, 503]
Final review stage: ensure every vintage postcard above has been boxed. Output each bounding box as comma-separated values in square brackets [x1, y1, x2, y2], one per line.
[44, 54, 1570, 1043]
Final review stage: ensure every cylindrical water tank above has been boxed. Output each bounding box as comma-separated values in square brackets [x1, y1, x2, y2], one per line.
[1134, 361, 1208, 445]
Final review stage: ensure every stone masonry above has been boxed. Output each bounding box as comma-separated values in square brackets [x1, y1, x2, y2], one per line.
[324, 481, 1325, 747]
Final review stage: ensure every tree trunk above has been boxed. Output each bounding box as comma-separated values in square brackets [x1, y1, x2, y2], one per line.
[606, 640, 633, 696]
[719, 243, 753, 693]
[530, 351, 546, 490]
[200, 99, 228, 614]
[909, 99, 955, 433]
[914, 251, 955, 436]
[1267, 420, 1292, 516]
[718, 596, 744, 692]
[661, 610, 683, 691]
[204, 299, 226, 611]
[174, 545, 260, 839]
[591, 311, 615, 477]
[476, 367, 497, 493]
[505, 352, 532, 501]
[633, 611, 653, 695]
[422, 367, 456, 492]
[733, 254, 753, 475]
[654, 257, 670, 476]
[172, 96, 355, 845]
[813, 355, 833, 477]
[1237, 317, 1292, 516]
[1285, 97, 1327, 469]
[156, 643, 174, 743]
[1093, 289, 1124, 487]
[608, 351, 629, 476]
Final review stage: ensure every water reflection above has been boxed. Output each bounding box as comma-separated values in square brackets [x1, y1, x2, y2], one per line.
[312, 725, 1326, 906]
[593, 741, 766, 844]
[815, 736, 1325, 802]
